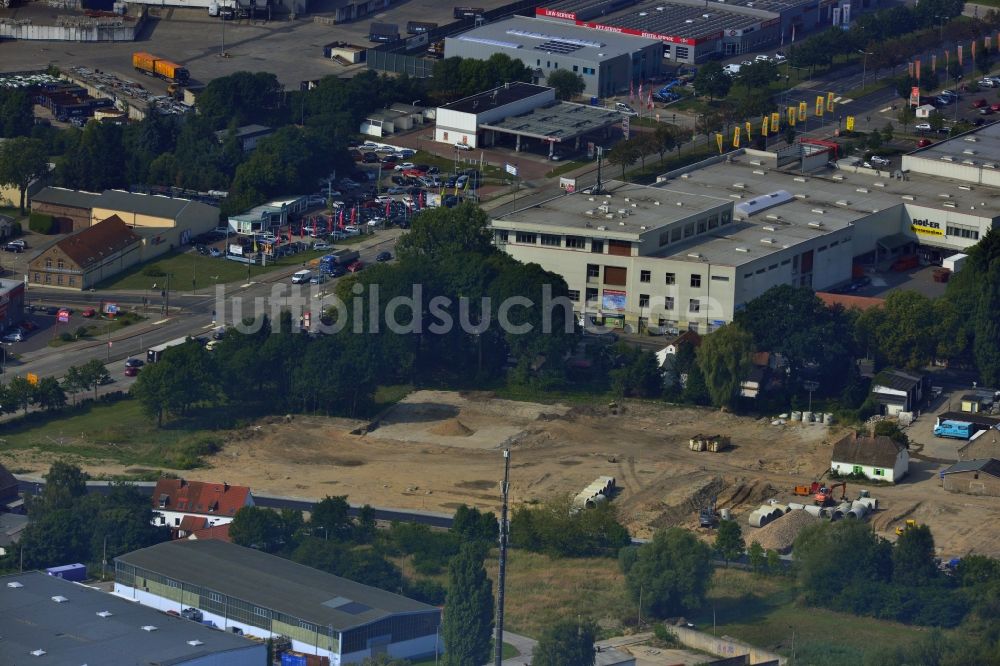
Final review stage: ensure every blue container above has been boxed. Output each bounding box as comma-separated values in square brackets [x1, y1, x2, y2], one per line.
[46, 563, 86, 582]
[281, 653, 308, 666]
[590, 96, 599, 106]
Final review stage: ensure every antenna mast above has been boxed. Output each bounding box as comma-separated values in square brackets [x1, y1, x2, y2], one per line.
[494, 448, 511, 666]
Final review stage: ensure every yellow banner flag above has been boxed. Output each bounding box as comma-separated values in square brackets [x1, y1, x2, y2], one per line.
[771, 112, 780, 131]
[745, 121, 752, 139]
[798, 101, 807, 122]
[815, 96, 824, 116]
[826, 92, 835, 113]
[733, 126, 741, 148]
[788, 106, 796, 126]
[762, 116, 769, 136]
[846, 115, 855, 131]
[716, 133, 724, 154]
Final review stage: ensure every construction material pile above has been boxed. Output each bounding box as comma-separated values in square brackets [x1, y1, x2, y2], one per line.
[748, 510, 819, 553]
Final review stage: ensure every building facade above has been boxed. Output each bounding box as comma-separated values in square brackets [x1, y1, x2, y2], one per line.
[831, 434, 909, 483]
[445, 17, 662, 98]
[941, 459, 1000, 497]
[30, 186, 102, 233]
[152, 478, 254, 529]
[870, 368, 925, 416]
[0, 279, 25, 333]
[435, 82, 555, 148]
[27, 216, 142, 290]
[114, 540, 442, 665]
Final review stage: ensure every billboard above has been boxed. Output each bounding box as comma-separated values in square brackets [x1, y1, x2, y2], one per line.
[602, 289, 626, 311]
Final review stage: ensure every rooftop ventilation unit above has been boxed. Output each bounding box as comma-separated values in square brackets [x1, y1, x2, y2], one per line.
[142, 626, 158, 632]
[457, 36, 522, 49]
[7, 582, 23, 588]
[734, 190, 793, 218]
[807, 221, 823, 228]
[51, 596, 68, 603]
[97, 611, 113, 618]
[735, 247, 748, 252]
[505, 30, 604, 48]
[187, 640, 205, 647]
[963, 149, 976, 155]
[760, 238, 776, 244]
[30, 650, 46, 657]
[940, 155, 953, 162]
[835, 200, 850, 206]
[943, 201, 957, 208]
[687, 252, 703, 259]
[762, 225, 776, 231]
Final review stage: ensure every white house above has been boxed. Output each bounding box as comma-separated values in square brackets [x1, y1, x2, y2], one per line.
[151, 478, 253, 529]
[831, 433, 909, 483]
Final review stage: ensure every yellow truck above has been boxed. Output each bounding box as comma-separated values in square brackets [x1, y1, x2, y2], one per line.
[132, 52, 190, 84]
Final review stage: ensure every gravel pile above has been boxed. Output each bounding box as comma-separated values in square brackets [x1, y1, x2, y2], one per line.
[747, 509, 819, 553]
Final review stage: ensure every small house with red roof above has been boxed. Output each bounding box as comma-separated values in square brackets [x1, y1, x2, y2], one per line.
[151, 478, 253, 530]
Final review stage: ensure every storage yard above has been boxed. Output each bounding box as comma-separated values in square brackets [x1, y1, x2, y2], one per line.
[6, 391, 1000, 559]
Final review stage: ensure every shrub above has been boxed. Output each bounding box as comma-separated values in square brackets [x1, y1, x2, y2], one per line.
[59, 331, 73, 342]
[74, 326, 88, 339]
[28, 212, 55, 235]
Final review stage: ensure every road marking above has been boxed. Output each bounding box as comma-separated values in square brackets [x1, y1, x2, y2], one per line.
[203, 323, 217, 329]
[151, 318, 170, 325]
[879, 106, 893, 112]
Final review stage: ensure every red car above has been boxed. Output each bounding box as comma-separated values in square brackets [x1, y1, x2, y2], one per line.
[125, 365, 140, 377]
[402, 168, 423, 178]
[82, 307, 96, 317]
[916, 138, 933, 147]
[991, 103, 1000, 112]
[347, 260, 364, 273]
[972, 98, 988, 108]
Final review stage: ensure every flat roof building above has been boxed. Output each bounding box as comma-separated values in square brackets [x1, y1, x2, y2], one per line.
[115, 539, 441, 665]
[491, 127, 1000, 333]
[445, 16, 663, 97]
[0, 570, 264, 665]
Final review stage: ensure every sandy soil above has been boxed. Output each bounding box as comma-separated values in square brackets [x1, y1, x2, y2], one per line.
[8, 390, 1000, 558]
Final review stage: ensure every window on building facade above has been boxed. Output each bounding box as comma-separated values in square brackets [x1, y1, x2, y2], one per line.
[586, 264, 600, 278]
[591, 240, 604, 253]
[515, 232, 536, 244]
[496, 230, 509, 243]
[689, 299, 700, 313]
[567, 289, 580, 301]
[57, 275, 63, 286]
[665, 272, 676, 285]
[540, 234, 561, 246]
[45, 258, 52, 268]
[664, 296, 675, 310]
[57, 259, 64, 269]
[639, 294, 650, 308]
[44, 275, 51, 284]
[691, 274, 701, 288]
[565, 235, 586, 249]
[585, 287, 598, 302]
[640, 270, 651, 282]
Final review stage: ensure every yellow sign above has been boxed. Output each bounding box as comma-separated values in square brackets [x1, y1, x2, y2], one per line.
[716, 133, 724, 154]
[826, 91, 835, 113]
[745, 121, 752, 139]
[798, 101, 807, 122]
[846, 115, 855, 131]
[762, 116, 769, 136]
[26, 373, 38, 386]
[771, 112, 780, 131]
[911, 220, 944, 236]
[733, 126, 741, 148]
[815, 96, 825, 116]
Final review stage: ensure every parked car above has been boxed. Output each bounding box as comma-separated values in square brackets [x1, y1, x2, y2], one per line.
[210, 248, 223, 257]
[973, 98, 988, 108]
[754, 54, 771, 62]
[915, 122, 932, 131]
[312, 242, 330, 250]
[309, 274, 328, 284]
[2, 331, 23, 343]
[328, 265, 347, 277]
[124, 365, 140, 377]
[5, 239, 26, 252]
[376, 251, 392, 262]
[394, 162, 415, 171]
[868, 155, 890, 167]
[343, 225, 361, 235]
[615, 102, 637, 115]
[773, 51, 787, 62]
[347, 260, 364, 273]
[362, 152, 379, 163]
[980, 107, 994, 115]
[991, 103, 1000, 112]
[916, 138, 933, 147]
[180, 608, 203, 622]
[454, 142, 473, 151]
[80, 307, 96, 318]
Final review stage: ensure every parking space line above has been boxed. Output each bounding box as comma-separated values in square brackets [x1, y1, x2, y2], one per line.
[151, 318, 170, 325]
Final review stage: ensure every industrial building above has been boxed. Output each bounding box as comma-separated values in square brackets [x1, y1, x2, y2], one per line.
[444, 16, 663, 97]
[0, 570, 265, 665]
[491, 124, 1000, 333]
[941, 459, 1000, 497]
[435, 82, 620, 156]
[535, 0, 869, 63]
[115, 539, 442, 665]
[0, 278, 26, 333]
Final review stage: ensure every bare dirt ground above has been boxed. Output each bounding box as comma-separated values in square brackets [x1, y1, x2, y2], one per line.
[10, 390, 1000, 557]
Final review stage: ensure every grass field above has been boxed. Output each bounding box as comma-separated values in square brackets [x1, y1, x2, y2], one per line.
[0, 399, 223, 470]
[47, 312, 145, 347]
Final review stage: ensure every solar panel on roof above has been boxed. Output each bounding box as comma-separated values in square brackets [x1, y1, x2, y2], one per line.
[506, 29, 605, 48]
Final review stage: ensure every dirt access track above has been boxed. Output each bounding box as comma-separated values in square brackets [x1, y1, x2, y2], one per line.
[24, 390, 1000, 558]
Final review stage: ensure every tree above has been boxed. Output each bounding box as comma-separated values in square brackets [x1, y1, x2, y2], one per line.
[452, 505, 498, 546]
[130, 340, 217, 425]
[396, 202, 495, 262]
[928, 110, 946, 132]
[310, 495, 353, 541]
[532, 618, 597, 666]
[6, 375, 34, 415]
[229, 506, 285, 552]
[867, 128, 883, 150]
[34, 376, 66, 411]
[783, 124, 796, 147]
[748, 540, 766, 572]
[621, 528, 713, 618]
[609, 343, 662, 398]
[893, 524, 938, 587]
[0, 89, 33, 138]
[547, 70, 586, 101]
[607, 139, 641, 179]
[897, 104, 915, 132]
[441, 543, 494, 666]
[77, 358, 111, 400]
[855, 290, 939, 369]
[894, 75, 918, 101]
[653, 123, 678, 162]
[693, 61, 732, 99]
[632, 132, 659, 170]
[696, 323, 753, 409]
[0, 137, 49, 215]
[793, 520, 892, 607]
[947, 60, 963, 81]
[714, 519, 745, 565]
[35, 461, 88, 517]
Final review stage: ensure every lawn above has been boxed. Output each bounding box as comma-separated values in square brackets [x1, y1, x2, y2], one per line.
[47, 312, 145, 347]
[96, 246, 334, 292]
[544, 160, 590, 179]
[0, 399, 226, 471]
[410, 150, 506, 185]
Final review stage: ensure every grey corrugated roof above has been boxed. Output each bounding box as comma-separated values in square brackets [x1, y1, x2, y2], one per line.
[115, 540, 438, 632]
[941, 458, 1000, 477]
[0, 571, 259, 665]
[31, 186, 102, 209]
[872, 368, 923, 392]
[96, 189, 196, 218]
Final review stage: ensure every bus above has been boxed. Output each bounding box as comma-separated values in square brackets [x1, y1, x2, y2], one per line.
[147, 336, 192, 364]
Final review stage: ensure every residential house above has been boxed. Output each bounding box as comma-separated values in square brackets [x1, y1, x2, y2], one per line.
[831, 433, 909, 483]
[0, 512, 28, 557]
[151, 478, 253, 529]
[870, 368, 925, 416]
[213, 124, 274, 152]
[654, 330, 702, 368]
[187, 523, 232, 543]
[941, 458, 1000, 497]
[27, 215, 142, 290]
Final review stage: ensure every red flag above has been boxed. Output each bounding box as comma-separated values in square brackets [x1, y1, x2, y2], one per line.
[338, 209, 344, 227]
[915, 58, 921, 82]
[972, 41, 977, 61]
[385, 201, 391, 217]
[629, 80, 634, 103]
[958, 44, 963, 66]
[647, 90, 653, 110]
[638, 81, 643, 100]
[350, 207, 356, 224]
[299, 223, 303, 238]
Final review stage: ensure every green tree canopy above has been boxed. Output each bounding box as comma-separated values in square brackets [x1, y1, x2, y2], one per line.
[620, 528, 713, 618]
[532, 618, 597, 666]
[693, 61, 732, 99]
[714, 519, 745, 565]
[0, 137, 49, 214]
[547, 69, 586, 100]
[441, 543, 494, 666]
[696, 323, 753, 409]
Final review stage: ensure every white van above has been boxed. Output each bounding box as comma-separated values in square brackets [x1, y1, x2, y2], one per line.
[291, 270, 312, 284]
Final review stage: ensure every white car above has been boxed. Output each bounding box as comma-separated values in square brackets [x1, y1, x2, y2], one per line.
[615, 102, 638, 115]
[773, 52, 787, 62]
[869, 156, 890, 166]
[2, 331, 23, 343]
[754, 54, 771, 62]
[915, 122, 932, 131]
[367, 217, 384, 227]
[394, 162, 415, 171]
[375, 195, 393, 204]
[312, 242, 330, 250]
[454, 142, 473, 151]
[343, 225, 361, 235]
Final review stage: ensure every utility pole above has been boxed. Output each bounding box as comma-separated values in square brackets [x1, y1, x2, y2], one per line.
[493, 449, 511, 666]
[594, 146, 604, 195]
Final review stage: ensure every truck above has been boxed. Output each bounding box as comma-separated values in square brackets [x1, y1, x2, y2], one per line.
[132, 52, 190, 84]
[933, 419, 976, 440]
[147, 337, 191, 364]
[368, 22, 400, 43]
[453, 6, 484, 19]
[406, 21, 437, 34]
[319, 249, 359, 273]
[291, 269, 313, 285]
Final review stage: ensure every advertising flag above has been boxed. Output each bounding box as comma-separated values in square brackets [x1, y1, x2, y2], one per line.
[788, 106, 796, 126]
[815, 95, 824, 116]
[827, 91, 835, 113]
[762, 116, 769, 136]
[987, 36, 992, 51]
[958, 44, 963, 66]
[908, 61, 914, 78]
[771, 111, 780, 130]
[745, 121, 752, 138]
[733, 126, 741, 148]
[716, 133, 724, 154]
[798, 101, 807, 122]
[629, 80, 634, 103]
[846, 115, 855, 131]
[915, 58, 921, 82]
[647, 90, 653, 110]
[932, 53, 937, 73]
[910, 86, 921, 107]
[638, 81, 643, 100]
[972, 41, 977, 61]
[945, 50, 950, 68]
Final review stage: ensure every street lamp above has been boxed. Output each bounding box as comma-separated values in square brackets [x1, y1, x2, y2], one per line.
[857, 49, 873, 90]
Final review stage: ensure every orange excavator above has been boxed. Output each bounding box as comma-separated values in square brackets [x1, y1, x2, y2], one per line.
[814, 482, 847, 506]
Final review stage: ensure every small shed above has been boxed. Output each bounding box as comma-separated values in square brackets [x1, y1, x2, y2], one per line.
[915, 104, 936, 119]
[941, 458, 1000, 497]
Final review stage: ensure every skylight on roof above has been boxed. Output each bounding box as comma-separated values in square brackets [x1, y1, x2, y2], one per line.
[457, 36, 522, 49]
[505, 29, 604, 48]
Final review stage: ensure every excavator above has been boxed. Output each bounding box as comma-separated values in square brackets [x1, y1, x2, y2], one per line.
[895, 519, 918, 536]
[814, 482, 847, 506]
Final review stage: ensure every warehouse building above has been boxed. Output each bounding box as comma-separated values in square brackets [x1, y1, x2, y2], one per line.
[0, 570, 265, 665]
[535, 0, 868, 63]
[445, 16, 663, 97]
[941, 459, 1000, 497]
[435, 82, 621, 156]
[491, 125, 1000, 332]
[115, 539, 442, 665]
[28, 215, 143, 290]
[31, 186, 102, 233]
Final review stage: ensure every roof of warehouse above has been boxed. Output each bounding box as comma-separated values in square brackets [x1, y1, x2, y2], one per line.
[480, 101, 622, 141]
[116, 540, 439, 632]
[872, 368, 923, 391]
[440, 82, 552, 114]
[95, 189, 217, 220]
[0, 571, 257, 665]
[903, 120, 1000, 170]
[600, 2, 760, 39]
[449, 16, 661, 60]
[941, 458, 1000, 477]
[541, 0, 817, 20]
[31, 186, 101, 210]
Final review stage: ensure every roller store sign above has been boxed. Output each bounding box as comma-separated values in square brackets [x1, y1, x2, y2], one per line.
[911, 219, 944, 236]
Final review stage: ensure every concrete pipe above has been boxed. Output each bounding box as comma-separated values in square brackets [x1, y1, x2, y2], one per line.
[824, 413, 834, 424]
[748, 510, 770, 528]
[829, 508, 844, 521]
[858, 497, 879, 511]
[851, 500, 870, 516]
[585, 494, 608, 509]
[791, 411, 802, 421]
[720, 508, 732, 521]
[802, 411, 814, 422]
[848, 506, 867, 520]
[771, 504, 791, 515]
[803, 505, 822, 517]
[788, 502, 805, 511]
[836, 501, 853, 514]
